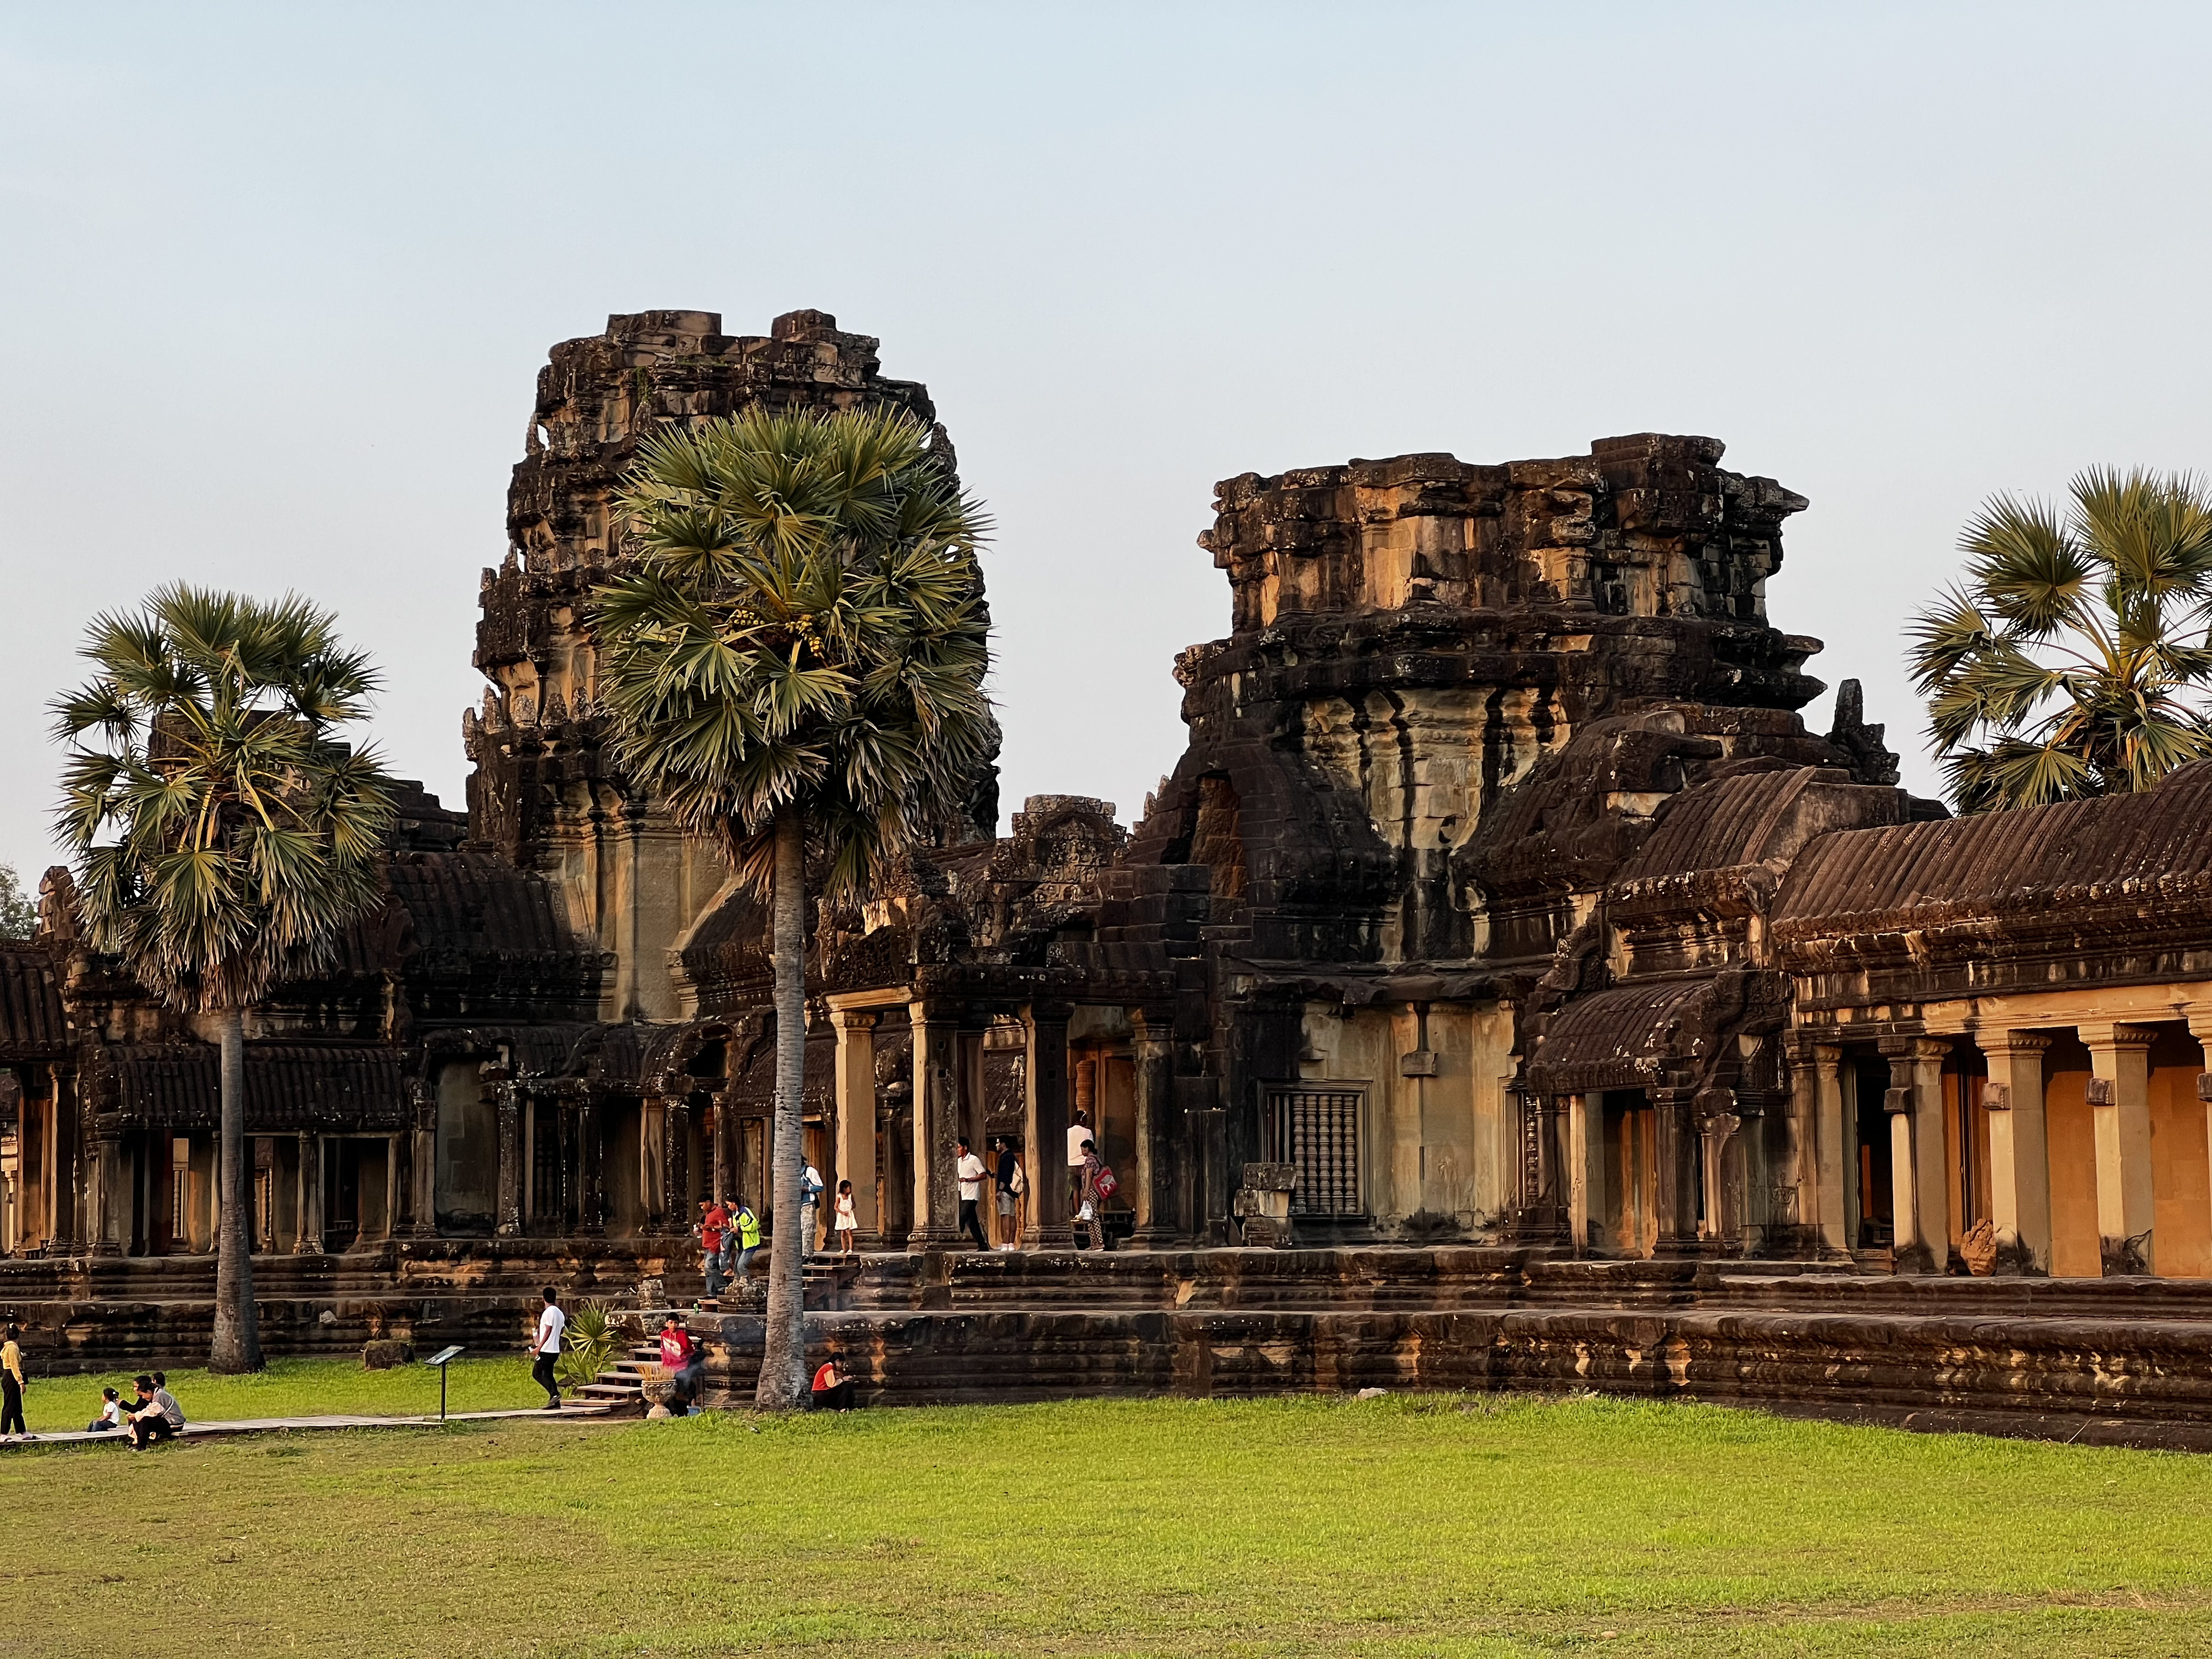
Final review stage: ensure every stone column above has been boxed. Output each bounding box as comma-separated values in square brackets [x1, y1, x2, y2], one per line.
[661, 1095, 691, 1234]
[494, 1080, 522, 1238]
[1908, 1039, 1952, 1270]
[576, 1097, 604, 1235]
[300, 1132, 326, 1254]
[1697, 1088, 1743, 1251]
[1652, 1085, 1702, 1256]
[1790, 1041, 1849, 1256]
[382, 1132, 401, 1239]
[832, 1008, 881, 1246]
[709, 1091, 731, 1208]
[1023, 1001, 1074, 1250]
[1566, 1093, 1604, 1255]
[1974, 1030, 2051, 1275]
[92, 1131, 123, 1255]
[2081, 1022, 2156, 1275]
[909, 1000, 962, 1247]
[1881, 1038, 1949, 1273]
[2190, 1013, 2212, 1277]
[408, 1078, 438, 1238]
[1130, 1005, 1176, 1247]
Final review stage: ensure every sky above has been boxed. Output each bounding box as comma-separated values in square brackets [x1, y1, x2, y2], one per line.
[5, 2, 2212, 881]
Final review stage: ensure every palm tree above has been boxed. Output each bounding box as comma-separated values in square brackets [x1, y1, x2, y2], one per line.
[51, 586, 397, 1373]
[594, 403, 994, 1411]
[1907, 467, 2212, 812]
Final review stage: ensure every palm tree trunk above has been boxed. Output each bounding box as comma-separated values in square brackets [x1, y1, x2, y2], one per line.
[209, 1006, 263, 1374]
[755, 806, 810, 1410]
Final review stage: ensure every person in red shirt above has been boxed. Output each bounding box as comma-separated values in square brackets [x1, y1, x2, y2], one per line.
[698, 1199, 729, 1295]
[808, 1351, 855, 1412]
[658, 1312, 703, 1412]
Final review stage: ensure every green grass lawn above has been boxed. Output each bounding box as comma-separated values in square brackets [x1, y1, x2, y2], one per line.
[14, 1355, 556, 1431]
[8, 1390, 2212, 1658]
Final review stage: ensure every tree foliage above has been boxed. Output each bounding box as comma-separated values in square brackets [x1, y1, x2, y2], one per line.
[49, 584, 397, 1008]
[1907, 467, 2212, 812]
[594, 403, 997, 888]
[0, 864, 35, 940]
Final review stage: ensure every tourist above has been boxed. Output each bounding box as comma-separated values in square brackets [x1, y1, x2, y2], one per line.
[954, 1137, 990, 1249]
[1067, 1107, 1092, 1213]
[800, 1160, 825, 1254]
[87, 1385, 124, 1433]
[808, 1350, 856, 1412]
[658, 1313, 702, 1412]
[1077, 1137, 1107, 1250]
[732, 1198, 763, 1280]
[700, 1198, 728, 1296]
[0, 1323, 26, 1441]
[531, 1286, 566, 1410]
[126, 1373, 184, 1449]
[992, 1136, 1022, 1249]
[832, 1178, 859, 1256]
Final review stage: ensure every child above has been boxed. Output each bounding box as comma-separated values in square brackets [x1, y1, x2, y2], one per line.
[87, 1385, 124, 1433]
[833, 1178, 858, 1256]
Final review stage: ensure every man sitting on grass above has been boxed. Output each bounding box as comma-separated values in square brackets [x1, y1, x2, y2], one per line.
[126, 1374, 184, 1449]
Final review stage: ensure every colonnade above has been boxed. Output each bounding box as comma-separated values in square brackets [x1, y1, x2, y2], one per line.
[823, 994, 1180, 1250]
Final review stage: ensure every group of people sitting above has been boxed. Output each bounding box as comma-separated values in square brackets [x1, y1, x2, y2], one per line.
[0, 1323, 184, 1448]
[88, 1374, 187, 1448]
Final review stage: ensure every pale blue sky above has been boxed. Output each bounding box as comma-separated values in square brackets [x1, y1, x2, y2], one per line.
[6, 2, 2211, 879]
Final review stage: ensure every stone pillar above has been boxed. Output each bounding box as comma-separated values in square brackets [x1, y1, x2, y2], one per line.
[92, 1132, 123, 1255]
[1023, 1001, 1074, 1250]
[1790, 1041, 1849, 1256]
[1652, 1085, 1702, 1256]
[909, 1000, 961, 1248]
[1974, 1031, 2051, 1275]
[2190, 1013, 2212, 1277]
[407, 1078, 438, 1238]
[1697, 1088, 1743, 1251]
[299, 1131, 325, 1254]
[832, 1008, 881, 1246]
[1130, 1006, 1176, 1247]
[1566, 1093, 1604, 1255]
[1908, 1039, 1952, 1270]
[1881, 1038, 1949, 1273]
[494, 1080, 522, 1238]
[382, 1132, 401, 1239]
[2081, 1022, 2156, 1275]
[576, 1097, 604, 1235]
[661, 1095, 691, 1234]
[709, 1091, 731, 1208]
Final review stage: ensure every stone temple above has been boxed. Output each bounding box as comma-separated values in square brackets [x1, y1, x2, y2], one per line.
[9, 308, 2212, 1442]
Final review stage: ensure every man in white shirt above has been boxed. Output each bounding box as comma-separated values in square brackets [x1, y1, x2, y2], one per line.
[531, 1286, 566, 1409]
[800, 1161, 825, 1255]
[954, 1138, 990, 1249]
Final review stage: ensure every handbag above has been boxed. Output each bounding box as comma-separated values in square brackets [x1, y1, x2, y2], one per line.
[1093, 1164, 1119, 1199]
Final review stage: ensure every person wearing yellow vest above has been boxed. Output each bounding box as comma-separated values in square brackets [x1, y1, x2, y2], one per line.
[733, 1200, 763, 1280]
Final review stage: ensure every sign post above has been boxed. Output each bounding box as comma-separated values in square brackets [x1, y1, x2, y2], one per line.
[424, 1344, 465, 1420]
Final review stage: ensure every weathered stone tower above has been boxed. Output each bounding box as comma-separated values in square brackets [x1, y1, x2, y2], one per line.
[463, 308, 999, 1022]
[1082, 435, 1900, 1239]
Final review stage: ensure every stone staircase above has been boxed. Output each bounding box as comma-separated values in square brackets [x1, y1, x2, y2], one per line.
[576, 1331, 668, 1416]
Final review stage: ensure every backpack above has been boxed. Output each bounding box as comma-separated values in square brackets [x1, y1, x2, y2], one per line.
[801, 1168, 824, 1201]
[1093, 1163, 1119, 1199]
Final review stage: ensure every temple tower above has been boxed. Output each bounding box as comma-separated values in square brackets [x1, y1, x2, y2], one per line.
[465, 308, 997, 1021]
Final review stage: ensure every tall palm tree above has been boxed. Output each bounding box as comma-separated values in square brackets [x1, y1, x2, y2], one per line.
[1907, 467, 2212, 812]
[51, 586, 397, 1373]
[594, 403, 994, 1411]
